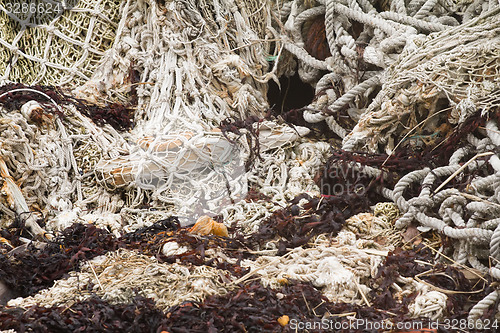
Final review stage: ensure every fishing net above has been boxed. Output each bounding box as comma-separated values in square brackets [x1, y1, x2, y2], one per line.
[0, 0, 121, 87]
[78, 0, 318, 221]
[1, 0, 500, 327]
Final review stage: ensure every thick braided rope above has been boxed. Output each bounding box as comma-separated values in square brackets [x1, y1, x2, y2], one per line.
[468, 290, 499, 320]
[303, 75, 381, 124]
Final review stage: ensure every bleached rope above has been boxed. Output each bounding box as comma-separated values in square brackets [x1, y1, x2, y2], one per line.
[283, 41, 329, 71]
[303, 75, 381, 126]
[414, 0, 439, 19]
[468, 289, 499, 320]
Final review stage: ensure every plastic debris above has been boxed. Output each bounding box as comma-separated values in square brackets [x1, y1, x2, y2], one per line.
[189, 215, 229, 237]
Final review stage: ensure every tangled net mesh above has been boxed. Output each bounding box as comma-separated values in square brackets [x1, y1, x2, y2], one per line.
[0, 0, 121, 87]
[1, 0, 500, 326]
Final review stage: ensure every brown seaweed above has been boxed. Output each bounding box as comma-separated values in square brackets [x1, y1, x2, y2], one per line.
[0, 83, 134, 131]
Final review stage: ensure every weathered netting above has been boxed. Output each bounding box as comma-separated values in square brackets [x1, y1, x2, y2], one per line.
[238, 224, 450, 320]
[0, 0, 121, 87]
[1, 0, 500, 323]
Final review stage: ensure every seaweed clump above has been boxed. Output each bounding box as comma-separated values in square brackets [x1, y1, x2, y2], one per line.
[0, 224, 118, 297]
[0, 296, 166, 333]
